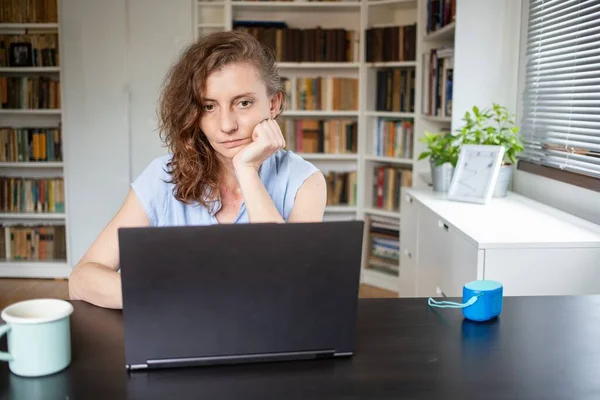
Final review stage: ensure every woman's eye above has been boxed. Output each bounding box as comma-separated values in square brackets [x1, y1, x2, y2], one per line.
[203, 104, 215, 112]
[239, 100, 253, 108]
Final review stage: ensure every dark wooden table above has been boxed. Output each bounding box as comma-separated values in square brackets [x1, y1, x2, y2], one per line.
[2, 296, 600, 399]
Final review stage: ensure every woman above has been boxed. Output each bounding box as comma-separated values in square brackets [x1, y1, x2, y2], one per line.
[68, 31, 327, 309]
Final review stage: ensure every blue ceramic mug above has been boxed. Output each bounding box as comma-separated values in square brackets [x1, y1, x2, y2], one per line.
[0, 298, 74, 377]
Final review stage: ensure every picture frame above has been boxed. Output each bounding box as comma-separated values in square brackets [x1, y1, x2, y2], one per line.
[447, 144, 505, 205]
[9, 42, 33, 67]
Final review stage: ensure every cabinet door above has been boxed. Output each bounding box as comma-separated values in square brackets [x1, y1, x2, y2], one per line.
[399, 191, 419, 297]
[416, 206, 445, 297]
[62, 0, 131, 264]
[484, 247, 600, 296]
[438, 221, 482, 297]
[129, 0, 194, 178]
[417, 207, 482, 298]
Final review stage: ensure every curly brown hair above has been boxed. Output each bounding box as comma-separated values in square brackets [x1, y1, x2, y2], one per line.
[157, 30, 287, 207]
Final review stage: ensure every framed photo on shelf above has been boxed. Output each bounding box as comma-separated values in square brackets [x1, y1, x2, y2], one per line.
[447, 144, 505, 205]
[9, 42, 33, 67]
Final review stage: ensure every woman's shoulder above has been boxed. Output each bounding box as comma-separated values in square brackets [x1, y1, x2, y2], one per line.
[131, 154, 174, 225]
[262, 150, 323, 218]
[140, 153, 173, 179]
[262, 150, 321, 198]
[265, 150, 319, 179]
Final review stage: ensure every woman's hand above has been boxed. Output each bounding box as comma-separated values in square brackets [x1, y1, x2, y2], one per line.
[232, 118, 285, 172]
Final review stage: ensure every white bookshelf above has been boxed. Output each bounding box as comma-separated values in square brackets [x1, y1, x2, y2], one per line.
[364, 155, 413, 165]
[361, 268, 399, 292]
[0, 67, 60, 73]
[193, 0, 456, 293]
[367, 0, 416, 8]
[298, 153, 358, 161]
[0, 162, 63, 168]
[422, 114, 452, 123]
[0, 23, 59, 29]
[232, 1, 362, 11]
[365, 111, 415, 118]
[278, 62, 360, 69]
[282, 110, 360, 118]
[0, 109, 62, 115]
[366, 61, 417, 68]
[0, 13, 70, 278]
[325, 206, 358, 213]
[363, 208, 401, 219]
[0, 213, 66, 220]
[424, 21, 455, 41]
[196, 0, 364, 220]
[417, 0, 455, 189]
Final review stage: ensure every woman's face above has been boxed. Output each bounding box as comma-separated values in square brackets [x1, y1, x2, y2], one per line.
[199, 61, 281, 160]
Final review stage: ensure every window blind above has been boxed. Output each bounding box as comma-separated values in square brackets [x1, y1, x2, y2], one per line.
[519, 0, 600, 179]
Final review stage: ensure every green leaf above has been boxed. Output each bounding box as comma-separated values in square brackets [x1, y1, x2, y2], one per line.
[451, 103, 523, 159]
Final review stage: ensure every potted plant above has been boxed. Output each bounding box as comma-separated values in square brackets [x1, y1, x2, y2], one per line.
[455, 103, 524, 197]
[418, 131, 461, 192]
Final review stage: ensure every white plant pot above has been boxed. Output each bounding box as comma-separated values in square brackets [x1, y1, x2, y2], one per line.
[493, 164, 513, 197]
[430, 160, 454, 193]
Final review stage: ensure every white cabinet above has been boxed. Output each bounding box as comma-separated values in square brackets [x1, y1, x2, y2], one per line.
[484, 248, 600, 296]
[61, 0, 193, 264]
[411, 205, 481, 297]
[415, 205, 445, 297]
[437, 220, 481, 297]
[399, 193, 418, 297]
[128, 0, 193, 178]
[62, 0, 131, 265]
[400, 188, 600, 297]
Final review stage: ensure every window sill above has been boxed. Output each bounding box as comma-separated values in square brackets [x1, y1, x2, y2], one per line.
[517, 160, 600, 194]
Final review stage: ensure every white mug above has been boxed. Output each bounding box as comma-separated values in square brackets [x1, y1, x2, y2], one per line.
[0, 298, 74, 377]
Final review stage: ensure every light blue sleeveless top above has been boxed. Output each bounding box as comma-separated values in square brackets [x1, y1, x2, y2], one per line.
[131, 150, 319, 226]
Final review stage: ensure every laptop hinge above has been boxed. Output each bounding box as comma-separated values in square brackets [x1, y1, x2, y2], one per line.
[146, 349, 335, 369]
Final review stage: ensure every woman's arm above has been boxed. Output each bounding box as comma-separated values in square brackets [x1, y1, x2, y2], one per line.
[235, 167, 327, 223]
[287, 171, 327, 222]
[233, 118, 327, 223]
[235, 166, 285, 223]
[68, 189, 150, 309]
[232, 118, 285, 223]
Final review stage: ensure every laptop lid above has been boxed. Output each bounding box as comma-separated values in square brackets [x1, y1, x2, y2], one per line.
[118, 221, 364, 370]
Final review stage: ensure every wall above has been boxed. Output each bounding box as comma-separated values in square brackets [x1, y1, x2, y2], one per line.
[513, 173, 600, 226]
[512, 0, 600, 226]
[451, 0, 522, 128]
[61, 0, 193, 265]
[128, 0, 193, 178]
[61, 0, 131, 266]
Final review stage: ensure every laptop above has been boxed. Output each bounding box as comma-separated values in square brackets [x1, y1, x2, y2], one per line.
[118, 220, 364, 371]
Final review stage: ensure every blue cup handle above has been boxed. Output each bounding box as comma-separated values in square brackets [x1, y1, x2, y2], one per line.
[428, 294, 480, 309]
[0, 324, 13, 362]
